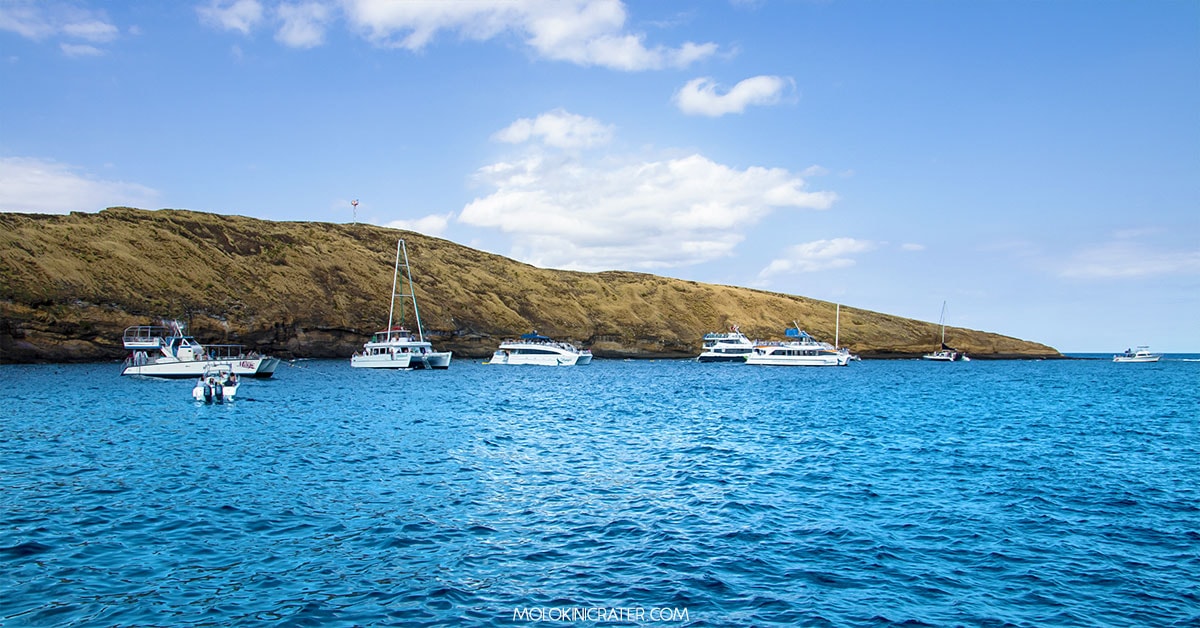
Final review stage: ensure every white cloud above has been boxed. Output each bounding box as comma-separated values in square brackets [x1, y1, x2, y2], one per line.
[198, 0, 265, 35]
[60, 43, 104, 57]
[674, 75, 794, 117]
[0, 3, 54, 40]
[0, 2, 119, 54]
[758, 238, 877, 278]
[459, 117, 836, 271]
[384, 213, 452, 237]
[275, 2, 330, 48]
[901, 243, 925, 251]
[61, 19, 118, 43]
[342, 0, 717, 70]
[0, 157, 159, 214]
[1059, 241, 1200, 279]
[492, 109, 614, 149]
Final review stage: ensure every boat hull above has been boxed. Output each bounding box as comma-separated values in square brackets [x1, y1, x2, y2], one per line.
[192, 382, 239, 402]
[489, 351, 581, 366]
[411, 352, 453, 369]
[1113, 355, 1161, 363]
[744, 354, 847, 367]
[122, 356, 280, 379]
[698, 353, 751, 363]
[351, 352, 413, 369]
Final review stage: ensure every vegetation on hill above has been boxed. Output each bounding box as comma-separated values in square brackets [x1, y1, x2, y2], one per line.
[0, 207, 1060, 362]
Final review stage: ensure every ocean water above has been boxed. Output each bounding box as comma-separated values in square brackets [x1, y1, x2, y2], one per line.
[1, 357, 1197, 627]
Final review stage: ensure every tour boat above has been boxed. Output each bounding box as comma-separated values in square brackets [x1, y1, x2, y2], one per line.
[121, 321, 280, 378]
[192, 363, 240, 403]
[351, 239, 452, 369]
[489, 332, 592, 366]
[697, 326, 755, 362]
[744, 327, 850, 367]
[1113, 346, 1162, 363]
[922, 301, 969, 362]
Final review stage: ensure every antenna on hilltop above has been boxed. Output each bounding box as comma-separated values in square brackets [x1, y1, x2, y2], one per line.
[351, 199, 359, 223]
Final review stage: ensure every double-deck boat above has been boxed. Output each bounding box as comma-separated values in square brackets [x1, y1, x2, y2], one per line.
[489, 332, 592, 366]
[697, 326, 755, 362]
[351, 239, 452, 370]
[121, 321, 280, 378]
[1113, 346, 1161, 363]
[745, 327, 850, 367]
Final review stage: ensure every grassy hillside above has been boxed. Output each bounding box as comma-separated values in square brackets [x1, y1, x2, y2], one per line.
[0, 207, 1060, 362]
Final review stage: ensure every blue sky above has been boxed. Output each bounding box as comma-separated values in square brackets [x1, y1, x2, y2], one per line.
[2, 0, 1197, 352]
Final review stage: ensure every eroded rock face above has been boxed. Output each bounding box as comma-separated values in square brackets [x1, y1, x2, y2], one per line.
[0, 208, 1061, 364]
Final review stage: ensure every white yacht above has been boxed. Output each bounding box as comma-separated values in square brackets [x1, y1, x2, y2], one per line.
[922, 301, 969, 362]
[1113, 346, 1161, 363]
[698, 326, 755, 362]
[352, 239, 452, 370]
[121, 321, 280, 378]
[745, 328, 850, 367]
[489, 332, 592, 366]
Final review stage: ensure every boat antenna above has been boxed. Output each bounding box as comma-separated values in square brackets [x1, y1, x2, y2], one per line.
[386, 239, 401, 341]
[399, 239, 425, 341]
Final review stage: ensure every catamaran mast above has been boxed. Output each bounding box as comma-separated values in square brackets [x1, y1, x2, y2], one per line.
[398, 240, 424, 342]
[386, 239, 401, 341]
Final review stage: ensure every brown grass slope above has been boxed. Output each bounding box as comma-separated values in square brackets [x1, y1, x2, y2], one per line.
[0, 207, 1060, 362]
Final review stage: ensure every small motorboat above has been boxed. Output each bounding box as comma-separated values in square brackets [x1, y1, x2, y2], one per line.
[193, 364, 240, 403]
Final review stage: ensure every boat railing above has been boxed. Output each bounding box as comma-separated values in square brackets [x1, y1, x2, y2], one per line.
[201, 344, 256, 359]
[505, 338, 586, 353]
[122, 325, 173, 344]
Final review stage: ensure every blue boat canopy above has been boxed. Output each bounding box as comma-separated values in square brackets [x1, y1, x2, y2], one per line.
[785, 329, 810, 338]
[521, 332, 552, 341]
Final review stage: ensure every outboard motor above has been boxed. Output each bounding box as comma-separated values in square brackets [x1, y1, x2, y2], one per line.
[214, 381, 224, 403]
[203, 379, 214, 403]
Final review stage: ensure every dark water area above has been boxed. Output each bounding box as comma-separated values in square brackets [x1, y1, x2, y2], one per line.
[2, 358, 1197, 626]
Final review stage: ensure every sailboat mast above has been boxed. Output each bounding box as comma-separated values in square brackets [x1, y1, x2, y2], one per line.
[939, 300, 947, 345]
[399, 240, 424, 342]
[835, 303, 841, 348]
[386, 239, 401, 341]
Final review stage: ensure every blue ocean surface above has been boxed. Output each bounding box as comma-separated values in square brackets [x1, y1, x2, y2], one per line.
[2, 357, 1197, 626]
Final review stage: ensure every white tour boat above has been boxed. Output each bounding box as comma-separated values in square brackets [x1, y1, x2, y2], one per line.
[192, 364, 240, 403]
[745, 326, 850, 367]
[1113, 346, 1162, 363]
[351, 238, 452, 370]
[489, 332, 593, 366]
[121, 320, 280, 378]
[697, 326, 755, 362]
[922, 301, 969, 362]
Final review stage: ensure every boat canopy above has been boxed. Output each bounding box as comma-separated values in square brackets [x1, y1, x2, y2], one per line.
[521, 332, 552, 341]
[785, 329, 811, 338]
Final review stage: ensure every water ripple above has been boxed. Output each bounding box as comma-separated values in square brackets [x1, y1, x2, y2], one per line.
[1, 359, 1197, 626]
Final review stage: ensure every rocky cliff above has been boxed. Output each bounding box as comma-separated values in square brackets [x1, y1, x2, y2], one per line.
[0, 207, 1060, 362]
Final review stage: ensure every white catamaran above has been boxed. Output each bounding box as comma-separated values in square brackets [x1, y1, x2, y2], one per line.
[351, 238, 452, 370]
